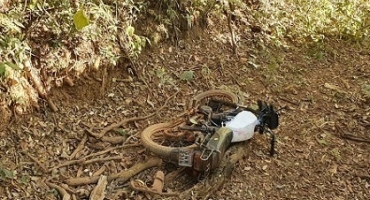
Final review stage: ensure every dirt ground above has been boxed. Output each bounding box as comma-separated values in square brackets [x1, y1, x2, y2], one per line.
[1, 23, 370, 199]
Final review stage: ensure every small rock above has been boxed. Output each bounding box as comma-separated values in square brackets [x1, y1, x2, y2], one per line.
[244, 166, 252, 171]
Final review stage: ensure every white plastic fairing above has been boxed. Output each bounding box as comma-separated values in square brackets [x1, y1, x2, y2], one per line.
[225, 111, 259, 142]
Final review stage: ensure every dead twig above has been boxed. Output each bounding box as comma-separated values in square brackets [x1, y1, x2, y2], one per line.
[85, 129, 127, 144]
[223, 1, 237, 54]
[92, 165, 107, 177]
[354, 173, 370, 181]
[100, 67, 108, 97]
[65, 157, 162, 186]
[340, 132, 370, 144]
[90, 175, 108, 200]
[69, 134, 88, 160]
[22, 151, 48, 173]
[89, 91, 178, 138]
[46, 181, 71, 200]
[83, 156, 122, 165]
[49, 155, 126, 172]
[47, 98, 58, 112]
[336, 124, 370, 144]
[82, 143, 140, 160]
[64, 76, 74, 86]
[280, 97, 300, 106]
[49, 159, 84, 172]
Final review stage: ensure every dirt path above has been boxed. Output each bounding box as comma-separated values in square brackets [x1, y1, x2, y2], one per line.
[1, 28, 369, 199]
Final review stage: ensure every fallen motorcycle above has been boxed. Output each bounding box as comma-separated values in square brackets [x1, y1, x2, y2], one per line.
[141, 90, 279, 175]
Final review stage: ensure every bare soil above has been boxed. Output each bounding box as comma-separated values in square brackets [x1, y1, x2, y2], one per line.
[1, 26, 370, 199]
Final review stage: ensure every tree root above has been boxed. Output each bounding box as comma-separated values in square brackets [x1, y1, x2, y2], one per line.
[46, 181, 71, 200]
[49, 143, 140, 172]
[69, 134, 88, 160]
[65, 157, 162, 186]
[88, 91, 178, 138]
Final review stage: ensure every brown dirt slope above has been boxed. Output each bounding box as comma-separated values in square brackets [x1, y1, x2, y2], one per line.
[1, 26, 369, 199]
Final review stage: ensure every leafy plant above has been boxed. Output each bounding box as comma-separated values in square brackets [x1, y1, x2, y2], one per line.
[252, 0, 370, 46]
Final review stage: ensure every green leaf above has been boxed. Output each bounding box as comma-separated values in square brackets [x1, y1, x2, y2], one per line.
[73, 9, 90, 30]
[21, 175, 29, 184]
[0, 168, 15, 179]
[117, 129, 127, 136]
[126, 26, 135, 36]
[0, 63, 6, 76]
[316, 137, 328, 146]
[362, 84, 370, 97]
[5, 62, 22, 70]
[179, 70, 194, 81]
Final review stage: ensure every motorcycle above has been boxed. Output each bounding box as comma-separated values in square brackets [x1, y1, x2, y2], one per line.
[141, 90, 279, 175]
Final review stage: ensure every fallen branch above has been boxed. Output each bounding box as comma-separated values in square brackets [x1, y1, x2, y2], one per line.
[65, 157, 162, 186]
[46, 181, 71, 200]
[89, 91, 178, 138]
[69, 134, 88, 160]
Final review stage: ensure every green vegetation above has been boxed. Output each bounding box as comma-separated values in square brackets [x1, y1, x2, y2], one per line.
[254, 0, 370, 46]
[1, 0, 369, 113]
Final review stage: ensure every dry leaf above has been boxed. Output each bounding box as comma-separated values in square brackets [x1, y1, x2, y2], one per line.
[324, 83, 346, 94]
[329, 164, 338, 176]
[90, 175, 108, 200]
